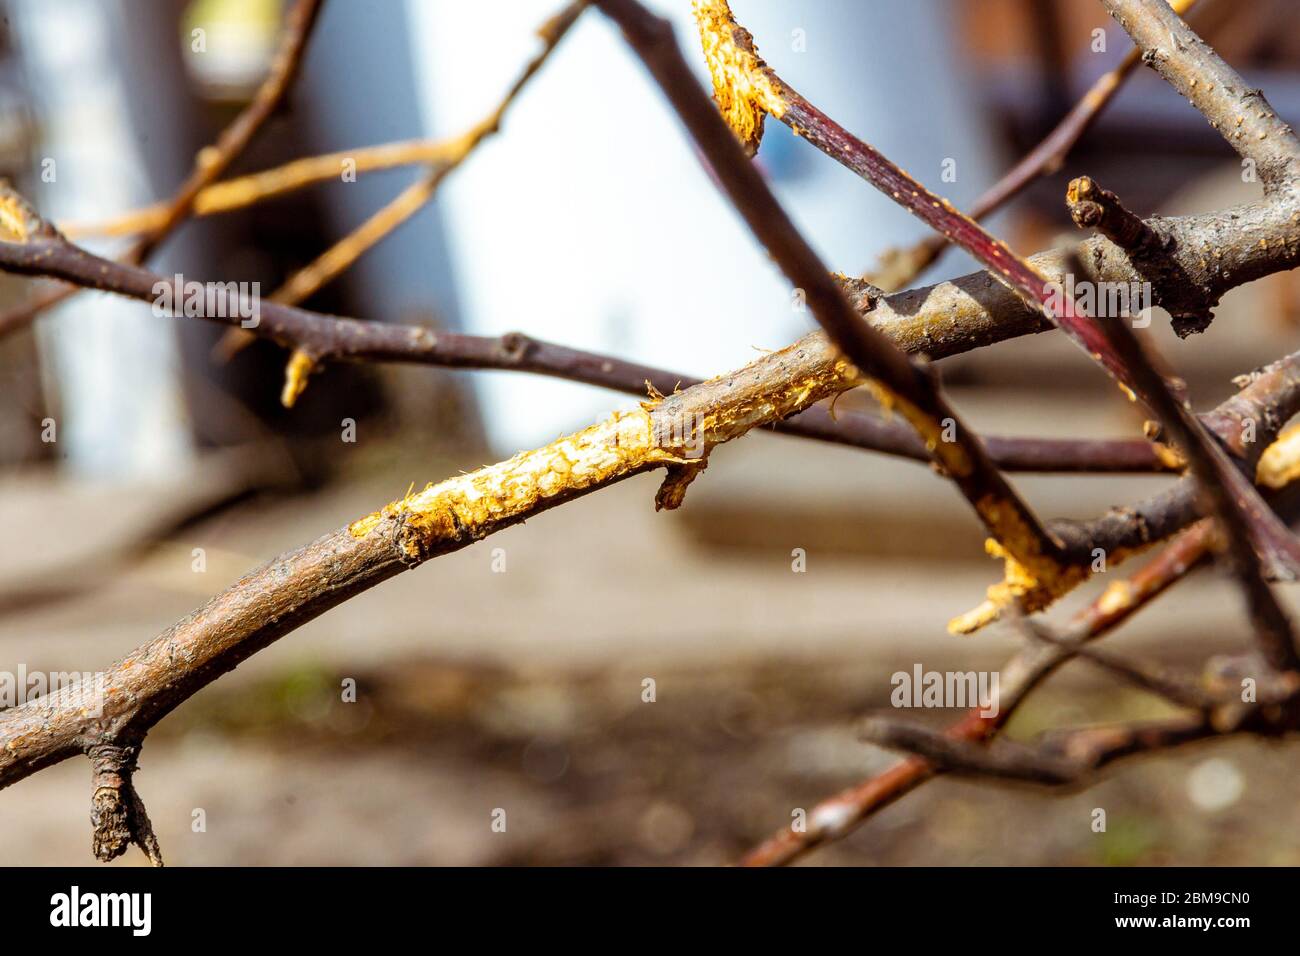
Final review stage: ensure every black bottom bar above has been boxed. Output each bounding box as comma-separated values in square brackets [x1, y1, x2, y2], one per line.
[0, 866, 1278, 941]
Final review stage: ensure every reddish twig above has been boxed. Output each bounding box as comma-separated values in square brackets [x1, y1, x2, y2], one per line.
[693, 0, 1151, 399]
[1073, 248, 1300, 670]
[599, 0, 1082, 611]
[866, 0, 1201, 290]
[741, 520, 1217, 866]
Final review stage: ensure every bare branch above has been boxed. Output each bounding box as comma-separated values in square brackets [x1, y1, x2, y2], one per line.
[269, 0, 588, 405]
[1046, 345, 1300, 576]
[63, 141, 487, 241]
[1070, 247, 1300, 670]
[740, 519, 1218, 866]
[5, 180, 1300, 622]
[692, 0, 1163, 397]
[0, 198, 1173, 476]
[685, 0, 1300, 637]
[0, 0, 325, 338]
[1020, 619, 1226, 710]
[129, 0, 325, 263]
[0, 331, 903, 809]
[599, 0, 1080, 615]
[860, 713, 1220, 785]
[867, 0, 1201, 291]
[744, 389, 1300, 865]
[7, 0, 1300, 870]
[1101, 0, 1300, 191]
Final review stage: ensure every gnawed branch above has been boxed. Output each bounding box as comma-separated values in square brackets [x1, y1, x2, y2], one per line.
[0, 197, 1176, 476]
[604, 0, 1089, 630]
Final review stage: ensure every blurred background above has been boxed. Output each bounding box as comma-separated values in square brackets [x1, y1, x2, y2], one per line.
[3, 0, 1300, 865]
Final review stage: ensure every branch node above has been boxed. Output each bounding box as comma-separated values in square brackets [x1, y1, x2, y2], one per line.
[1066, 176, 1158, 253]
[1066, 176, 1215, 337]
[88, 741, 164, 867]
[499, 331, 533, 364]
[948, 538, 1090, 635]
[655, 457, 709, 511]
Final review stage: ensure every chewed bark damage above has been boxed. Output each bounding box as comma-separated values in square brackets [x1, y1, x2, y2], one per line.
[692, 0, 786, 155]
[349, 348, 863, 560]
[348, 407, 683, 558]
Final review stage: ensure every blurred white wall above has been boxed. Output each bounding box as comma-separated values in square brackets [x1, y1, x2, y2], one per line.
[13, 0, 193, 478]
[405, 0, 1003, 452]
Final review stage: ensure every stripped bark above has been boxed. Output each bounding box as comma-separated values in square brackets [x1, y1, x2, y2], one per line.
[0, 338, 862, 793]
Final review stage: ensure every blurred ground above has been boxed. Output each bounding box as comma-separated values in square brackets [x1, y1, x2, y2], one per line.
[3, 408, 1300, 866]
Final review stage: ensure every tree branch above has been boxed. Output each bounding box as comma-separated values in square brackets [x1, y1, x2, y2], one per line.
[0, 329, 920, 831]
[61, 137, 484, 241]
[129, 0, 325, 264]
[859, 712, 1220, 785]
[1102, 0, 1300, 192]
[3, 180, 1297, 578]
[1071, 247, 1300, 669]
[6, 176, 1300, 627]
[599, 0, 1083, 617]
[0, 0, 324, 338]
[692, 0, 1166, 399]
[270, 0, 588, 405]
[740, 518, 1218, 865]
[0, 196, 1173, 475]
[6, 0, 1300, 869]
[866, 0, 1200, 291]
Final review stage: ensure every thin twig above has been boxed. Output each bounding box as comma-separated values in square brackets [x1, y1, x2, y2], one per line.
[1020, 619, 1225, 710]
[268, 0, 588, 406]
[130, 0, 325, 263]
[859, 712, 1219, 784]
[740, 519, 1217, 865]
[1071, 247, 1300, 671]
[866, 0, 1200, 291]
[61, 139, 478, 240]
[599, 0, 1082, 617]
[0, 0, 324, 338]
